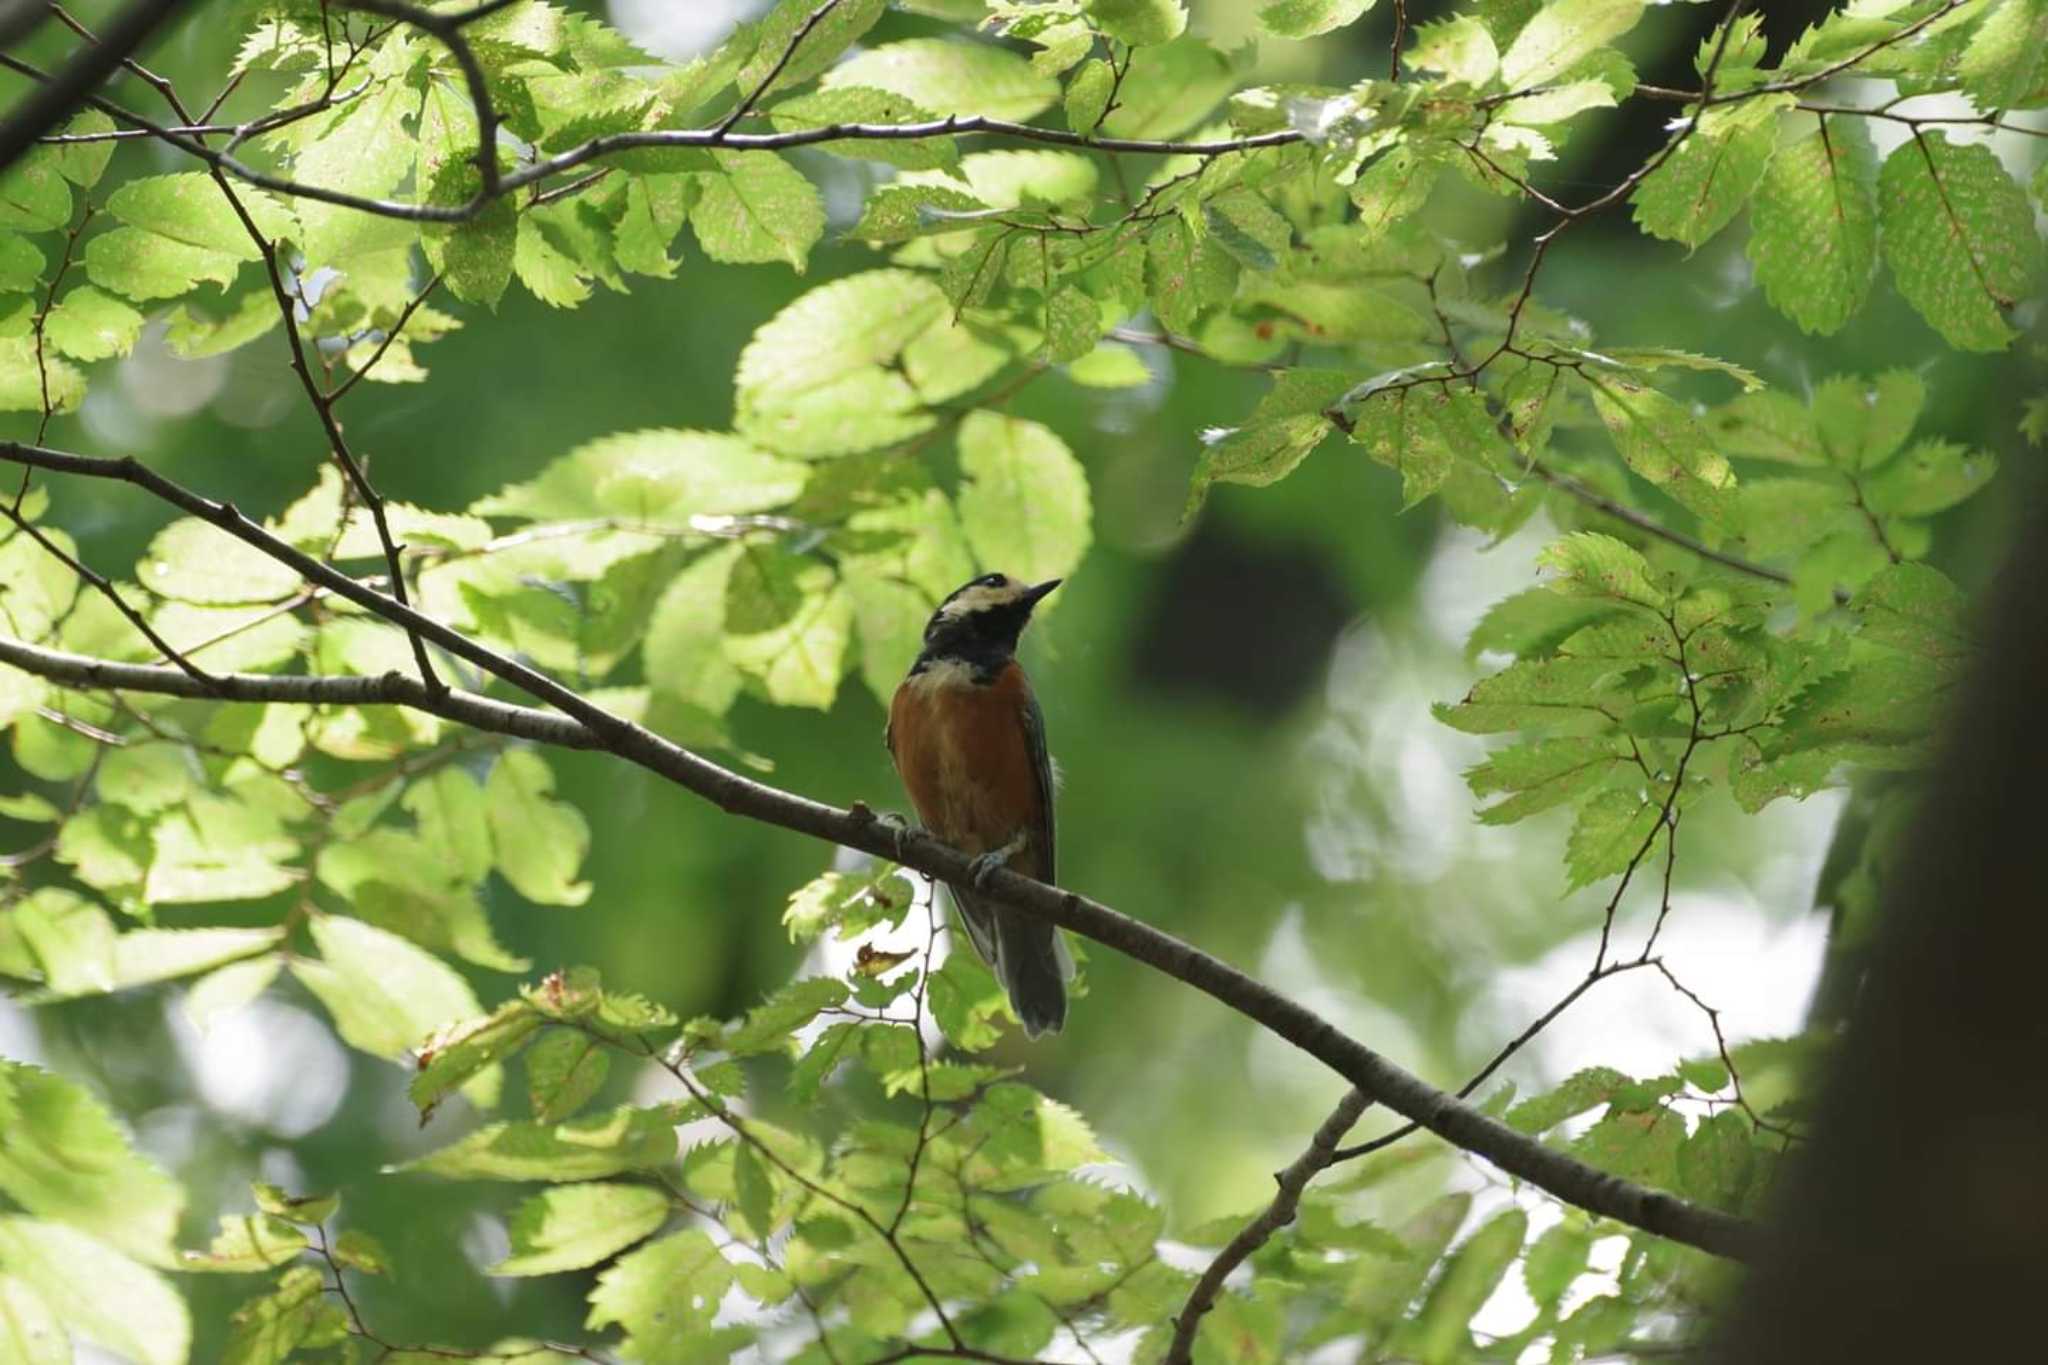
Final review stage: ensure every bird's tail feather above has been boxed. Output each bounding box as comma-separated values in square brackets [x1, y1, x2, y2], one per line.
[949, 886, 1068, 1038]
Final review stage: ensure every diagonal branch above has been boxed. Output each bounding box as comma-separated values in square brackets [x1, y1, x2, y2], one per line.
[1165, 1090, 1372, 1365]
[0, 438, 1761, 1263]
[0, 0, 190, 171]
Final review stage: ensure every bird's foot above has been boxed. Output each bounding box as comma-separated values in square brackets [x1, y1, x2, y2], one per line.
[968, 833, 1027, 891]
[870, 810, 918, 862]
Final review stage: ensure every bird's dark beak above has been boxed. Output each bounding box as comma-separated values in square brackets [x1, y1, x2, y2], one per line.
[1022, 578, 1062, 609]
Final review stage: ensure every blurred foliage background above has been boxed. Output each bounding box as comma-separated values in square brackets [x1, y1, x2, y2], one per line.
[0, 0, 2037, 1354]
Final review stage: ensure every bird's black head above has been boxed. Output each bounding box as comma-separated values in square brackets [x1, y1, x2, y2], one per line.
[914, 573, 1062, 675]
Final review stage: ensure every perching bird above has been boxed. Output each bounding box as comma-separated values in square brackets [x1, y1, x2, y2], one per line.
[886, 573, 1071, 1037]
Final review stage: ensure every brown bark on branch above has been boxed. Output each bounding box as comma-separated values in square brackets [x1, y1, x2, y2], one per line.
[0, 438, 1760, 1262]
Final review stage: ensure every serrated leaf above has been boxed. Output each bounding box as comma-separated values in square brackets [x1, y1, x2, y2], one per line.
[0, 1062, 184, 1262]
[492, 1182, 671, 1276]
[1565, 786, 1663, 889]
[0, 1218, 189, 1365]
[1538, 531, 1667, 609]
[1879, 133, 2043, 351]
[1345, 381, 1502, 510]
[1631, 98, 1786, 248]
[1500, 0, 1644, 87]
[1959, 0, 2048, 107]
[1258, 0, 1375, 40]
[527, 1030, 611, 1122]
[691, 150, 824, 272]
[734, 269, 947, 456]
[1747, 114, 1877, 334]
[291, 915, 485, 1070]
[1505, 1066, 1630, 1135]
[824, 39, 1058, 121]
[106, 173, 291, 259]
[1087, 0, 1187, 46]
[738, 0, 889, 99]
[768, 86, 956, 170]
[956, 412, 1092, 586]
[411, 1001, 544, 1119]
[1392, 1209, 1525, 1360]
[719, 977, 850, 1056]
[43, 286, 143, 362]
[486, 750, 591, 906]
[585, 1229, 734, 1358]
[1584, 374, 1736, 519]
[1524, 1220, 1592, 1306]
[405, 1105, 680, 1182]
[178, 1214, 308, 1274]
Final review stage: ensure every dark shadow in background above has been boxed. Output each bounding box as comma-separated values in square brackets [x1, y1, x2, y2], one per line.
[1714, 500, 2048, 1358]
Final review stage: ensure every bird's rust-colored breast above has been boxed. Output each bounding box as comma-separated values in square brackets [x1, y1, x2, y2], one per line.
[888, 659, 1048, 877]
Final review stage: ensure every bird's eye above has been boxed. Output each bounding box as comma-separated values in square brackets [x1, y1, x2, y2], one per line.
[979, 573, 1004, 587]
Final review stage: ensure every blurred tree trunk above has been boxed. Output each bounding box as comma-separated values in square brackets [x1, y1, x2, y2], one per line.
[1713, 504, 2048, 1358]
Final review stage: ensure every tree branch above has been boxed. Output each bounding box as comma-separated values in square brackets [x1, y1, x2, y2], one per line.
[1165, 1090, 1372, 1365]
[0, 438, 1759, 1261]
[0, 0, 190, 172]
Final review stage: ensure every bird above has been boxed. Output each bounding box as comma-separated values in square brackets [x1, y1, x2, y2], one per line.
[885, 572, 1071, 1037]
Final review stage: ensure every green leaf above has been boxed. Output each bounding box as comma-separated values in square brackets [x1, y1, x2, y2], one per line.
[183, 957, 282, 1034]
[136, 518, 303, 605]
[1186, 370, 1349, 512]
[1258, 0, 1375, 40]
[1853, 562, 1971, 665]
[420, 163, 516, 309]
[1584, 373, 1736, 519]
[1467, 736, 1634, 824]
[1747, 114, 1878, 335]
[221, 1264, 346, 1365]
[411, 1001, 544, 1120]
[1344, 380, 1502, 509]
[0, 155, 69, 233]
[1878, 133, 2043, 351]
[107, 173, 291, 259]
[0, 1217, 190, 1365]
[527, 1029, 611, 1122]
[290, 915, 486, 1067]
[486, 750, 592, 906]
[0, 1275, 65, 1365]
[738, 0, 889, 99]
[1630, 97, 1787, 249]
[767, 86, 957, 170]
[1863, 438, 1995, 517]
[178, 1214, 309, 1274]
[1538, 531, 1667, 610]
[1500, 0, 1644, 87]
[49, 111, 116, 189]
[1958, 0, 2048, 107]
[404, 1105, 680, 1182]
[332, 1228, 392, 1276]
[1101, 35, 1236, 139]
[1087, 0, 1187, 46]
[718, 977, 850, 1056]
[784, 866, 917, 943]
[0, 234, 41, 293]
[1504, 1066, 1630, 1134]
[824, 39, 1058, 121]
[1566, 786, 1663, 889]
[0, 337, 82, 414]
[585, 1229, 735, 1359]
[1523, 1220, 1592, 1306]
[956, 411, 1092, 586]
[690, 150, 824, 272]
[734, 269, 948, 457]
[0, 1062, 184, 1263]
[476, 429, 805, 524]
[1392, 1209, 1526, 1361]
[1572, 1107, 1684, 1186]
[84, 226, 239, 301]
[491, 1182, 671, 1276]
[1678, 1110, 1757, 1210]
[721, 547, 852, 709]
[1064, 58, 1115, 133]
[43, 286, 144, 361]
